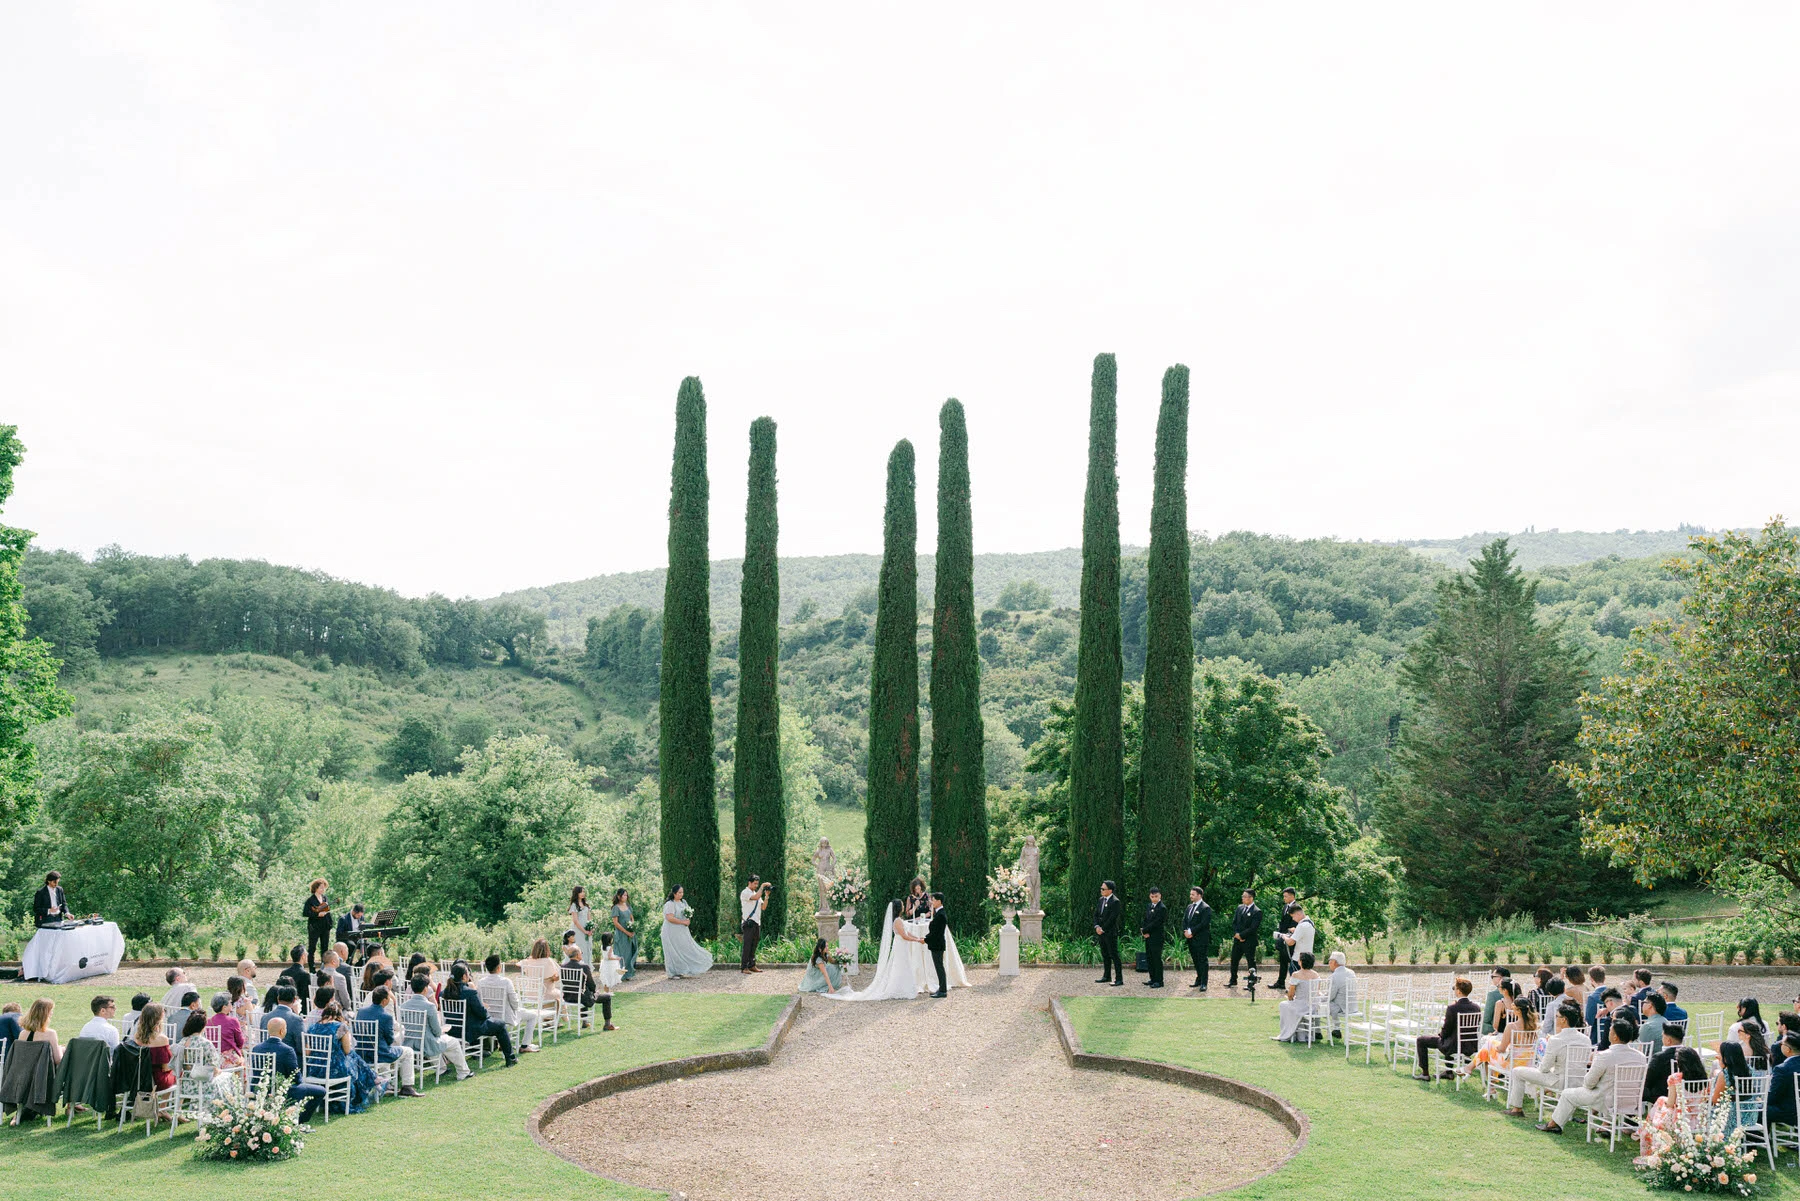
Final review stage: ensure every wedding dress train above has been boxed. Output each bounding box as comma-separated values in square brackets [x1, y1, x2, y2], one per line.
[822, 904, 923, 1002]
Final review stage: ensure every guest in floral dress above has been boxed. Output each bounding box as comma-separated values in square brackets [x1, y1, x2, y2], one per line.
[308, 1001, 383, 1114]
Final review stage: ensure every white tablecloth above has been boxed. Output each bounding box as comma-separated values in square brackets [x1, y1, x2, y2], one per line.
[22, 922, 125, 984]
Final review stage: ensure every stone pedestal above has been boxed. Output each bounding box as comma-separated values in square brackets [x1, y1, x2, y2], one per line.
[999, 913, 1021, 977]
[816, 911, 840, 943]
[838, 920, 860, 976]
[1019, 910, 1045, 945]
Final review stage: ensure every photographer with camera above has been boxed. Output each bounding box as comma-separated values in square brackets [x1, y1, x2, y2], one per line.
[740, 874, 773, 974]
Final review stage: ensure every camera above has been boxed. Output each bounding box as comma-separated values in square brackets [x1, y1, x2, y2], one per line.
[1244, 963, 1261, 1003]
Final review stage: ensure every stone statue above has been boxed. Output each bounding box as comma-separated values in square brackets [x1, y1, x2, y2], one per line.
[1019, 835, 1042, 913]
[812, 837, 837, 915]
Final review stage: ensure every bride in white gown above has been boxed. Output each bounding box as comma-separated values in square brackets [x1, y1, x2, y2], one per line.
[822, 901, 926, 1002]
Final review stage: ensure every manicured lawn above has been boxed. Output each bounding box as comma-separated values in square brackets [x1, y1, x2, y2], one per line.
[0, 982, 786, 1200]
[1064, 996, 1797, 1201]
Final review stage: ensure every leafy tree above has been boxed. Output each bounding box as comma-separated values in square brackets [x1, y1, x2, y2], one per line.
[283, 781, 395, 913]
[930, 400, 988, 932]
[1381, 539, 1630, 922]
[483, 601, 547, 666]
[1569, 521, 1800, 892]
[0, 428, 73, 852]
[50, 712, 258, 938]
[735, 417, 787, 933]
[583, 604, 662, 693]
[380, 715, 453, 779]
[865, 441, 921, 911]
[1137, 365, 1194, 901]
[1191, 672, 1355, 903]
[660, 377, 722, 936]
[997, 579, 1053, 611]
[1282, 651, 1404, 827]
[375, 734, 590, 926]
[20, 548, 113, 680]
[1068, 353, 1126, 934]
[205, 694, 333, 871]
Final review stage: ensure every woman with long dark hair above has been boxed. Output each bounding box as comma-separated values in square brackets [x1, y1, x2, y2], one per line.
[799, 938, 843, 994]
[569, 886, 594, 965]
[660, 884, 714, 979]
[611, 888, 638, 980]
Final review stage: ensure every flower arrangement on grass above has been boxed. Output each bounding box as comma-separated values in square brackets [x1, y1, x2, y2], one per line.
[986, 865, 1030, 911]
[828, 871, 868, 912]
[195, 1071, 307, 1163]
[1636, 1102, 1759, 1195]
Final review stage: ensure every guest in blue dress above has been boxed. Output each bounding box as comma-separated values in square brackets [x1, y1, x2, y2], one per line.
[306, 1002, 383, 1114]
[1715, 1030, 1772, 1137]
[798, 938, 843, 995]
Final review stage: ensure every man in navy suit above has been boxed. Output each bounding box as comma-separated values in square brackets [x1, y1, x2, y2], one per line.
[355, 984, 422, 1098]
[251, 1017, 326, 1123]
[259, 986, 306, 1062]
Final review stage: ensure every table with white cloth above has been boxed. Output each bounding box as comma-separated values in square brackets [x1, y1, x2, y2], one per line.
[21, 921, 125, 984]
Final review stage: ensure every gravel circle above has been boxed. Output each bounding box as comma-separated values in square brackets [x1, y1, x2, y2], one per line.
[547, 967, 1294, 1201]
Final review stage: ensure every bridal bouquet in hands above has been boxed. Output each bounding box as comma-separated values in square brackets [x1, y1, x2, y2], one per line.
[829, 872, 869, 911]
[986, 866, 1031, 909]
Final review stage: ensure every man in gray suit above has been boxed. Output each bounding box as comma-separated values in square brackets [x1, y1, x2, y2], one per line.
[1325, 951, 1357, 1041]
[400, 974, 473, 1080]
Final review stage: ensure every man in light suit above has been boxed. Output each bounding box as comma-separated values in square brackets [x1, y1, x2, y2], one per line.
[1539, 1014, 1647, 1134]
[1505, 1001, 1590, 1117]
[320, 950, 354, 1011]
[401, 973, 472, 1080]
[1325, 952, 1358, 1041]
[480, 954, 541, 1052]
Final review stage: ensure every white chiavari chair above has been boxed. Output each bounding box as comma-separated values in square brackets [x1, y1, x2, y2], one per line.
[439, 998, 484, 1072]
[1537, 1043, 1594, 1121]
[1677, 1078, 1712, 1131]
[1584, 1062, 1647, 1151]
[351, 1019, 396, 1101]
[301, 1032, 351, 1123]
[398, 1005, 440, 1087]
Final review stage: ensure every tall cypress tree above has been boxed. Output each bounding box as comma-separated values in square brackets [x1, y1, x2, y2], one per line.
[930, 399, 987, 932]
[660, 376, 721, 938]
[865, 440, 920, 916]
[1137, 365, 1193, 905]
[1068, 353, 1125, 936]
[734, 417, 785, 935]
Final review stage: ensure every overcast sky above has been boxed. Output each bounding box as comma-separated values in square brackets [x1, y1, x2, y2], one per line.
[5, 5, 1798, 598]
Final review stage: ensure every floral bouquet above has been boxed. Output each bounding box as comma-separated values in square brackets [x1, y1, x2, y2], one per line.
[195, 1071, 307, 1163]
[828, 871, 869, 912]
[827, 948, 853, 967]
[1636, 1100, 1759, 1195]
[986, 865, 1031, 910]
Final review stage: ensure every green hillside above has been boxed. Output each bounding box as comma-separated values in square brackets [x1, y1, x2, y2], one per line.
[1398, 526, 1712, 570]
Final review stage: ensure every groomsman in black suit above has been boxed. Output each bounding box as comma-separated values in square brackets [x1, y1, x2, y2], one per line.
[1093, 881, 1123, 986]
[1141, 886, 1167, 988]
[1272, 887, 1298, 988]
[925, 893, 949, 997]
[1228, 890, 1262, 988]
[1183, 886, 1213, 990]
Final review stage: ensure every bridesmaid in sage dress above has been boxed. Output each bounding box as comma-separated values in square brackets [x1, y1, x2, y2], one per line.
[660, 885, 714, 979]
[798, 938, 843, 994]
[568, 885, 594, 966]
[610, 888, 638, 979]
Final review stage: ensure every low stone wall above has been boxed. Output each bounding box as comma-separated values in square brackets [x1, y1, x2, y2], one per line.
[1047, 997, 1309, 1193]
[527, 994, 801, 1169]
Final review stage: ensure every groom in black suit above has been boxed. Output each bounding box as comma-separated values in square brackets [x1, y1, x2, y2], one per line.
[925, 893, 949, 998]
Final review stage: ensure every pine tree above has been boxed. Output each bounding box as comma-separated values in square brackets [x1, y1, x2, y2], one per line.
[1136, 365, 1193, 906]
[660, 377, 721, 938]
[734, 417, 785, 935]
[865, 440, 920, 915]
[930, 399, 987, 932]
[1067, 353, 1125, 936]
[1382, 539, 1629, 923]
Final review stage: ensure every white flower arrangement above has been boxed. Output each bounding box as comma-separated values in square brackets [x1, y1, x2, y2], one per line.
[1636, 1099, 1760, 1195]
[986, 865, 1031, 909]
[195, 1070, 308, 1163]
[828, 871, 869, 910]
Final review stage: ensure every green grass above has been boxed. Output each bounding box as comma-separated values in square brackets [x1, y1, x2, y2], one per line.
[1064, 996, 1797, 1200]
[0, 981, 785, 1199]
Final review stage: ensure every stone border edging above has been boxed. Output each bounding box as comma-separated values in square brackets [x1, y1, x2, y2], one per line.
[1048, 997, 1310, 1197]
[526, 994, 802, 1176]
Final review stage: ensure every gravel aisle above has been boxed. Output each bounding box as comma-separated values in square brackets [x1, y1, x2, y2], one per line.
[548, 967, 1293, 1201]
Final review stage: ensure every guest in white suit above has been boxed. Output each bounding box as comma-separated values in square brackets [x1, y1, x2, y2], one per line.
[1505, 1001, 1590, 1116]
[1539, 1014, 1648, 1133]
[480, 954, 541, 1053]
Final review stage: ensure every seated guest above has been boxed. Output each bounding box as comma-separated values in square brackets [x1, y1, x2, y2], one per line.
[79, 995, 122, 1050]
[1522, 967, 1553, 1018]
[405, 952, 429, 982]
[277, 944, 312, 1005]
[355, 984, 423, 1099]
[401, 974, 473, 1081]
[360, 947, 393, 993]
[1639, 993, 1669, 1046]
[124, 993, 151, 1039]
[1711, 1025, 1771, 1137]
[1730, 997, 1767, 1043]
[1539, 1014, 1647, 1134]
[1481, 967, 1511, 1036]
[798, 938, 842, 995]
[319, 952, 354, 1010]
[307, 1001, 384, 1114]
[481, 954, 541, 1052]
[180, 990, 204, 1021]
[1659, 981, 1688, 1026]
[235, 959, 261, 1006]
[226, 975, 254, 1026]
[1627, 968, 1656, 1013]
[206, 993, 245, 1065]
[136, 1004, 174, 1091]
[1562, 965, 1588, 1011]
[1767, 1033, 1800, 1128]
[259, 986, 306, 1062]
[176, 1010, 224, 1086]
[1275, 952, 1322, 1044]
[1644, 1022, 1689, 1104]
[309, 986, 337, 1026]
[160, 967, 193, 1011]
[1504, 1002, 1588, 1117]
[444, 963, 516, 1068]
[1583, 967, 1608, 1032]
[250, 1017, 326, 1123]
[17, 998, 62, 1068]
[562, 943, 603, 1012]
[1540, 975, 1568, 1021]
[1638, 1043, 1710, 1159]
[1591, 987, 1624, 1049]
[1470, 982, 1536, 1074]
[520, 937, 561, 991]
[0, 1000, 20, 1052]
[1413, 977, 1480, 1079]
[333, 943, 356, 991]
[1325, 952, 1358, 1038]
[1775, 1013, 1800, 1067]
